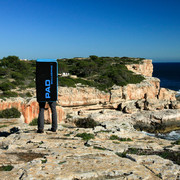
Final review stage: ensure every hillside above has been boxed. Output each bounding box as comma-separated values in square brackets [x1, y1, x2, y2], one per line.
[0, 56, 145, 97]
[0, 56, 36, 98]
[58, 56, 145, 91]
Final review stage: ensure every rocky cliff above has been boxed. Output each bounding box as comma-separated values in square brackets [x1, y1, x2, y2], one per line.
[0, 59, 179, 124]
[125, 59, 153, 77]
[0, 98, 65, 124]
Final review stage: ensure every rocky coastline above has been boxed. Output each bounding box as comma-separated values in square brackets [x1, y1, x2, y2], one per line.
[0, 59, 180, 179]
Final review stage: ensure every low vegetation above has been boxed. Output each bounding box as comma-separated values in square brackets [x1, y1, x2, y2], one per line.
[75, 133, 95, 141]
[75, 117, 99, 128]
[0, 125, 8, 128]
[171, 139, 180, 145]
[110, 135, 132, 141]
[58, 161, 66, 165]
[41, 159, 47, 164]
[29, 118, 38, 126]
[0, 55, 145, 97]
[116, 148, 180, 165]
[58, 56, 145, 91]
[0, 165, 14, 171]
[0, 56, 36, 94]
[0, 91, 18, 98]
[0, 107, 21, 118]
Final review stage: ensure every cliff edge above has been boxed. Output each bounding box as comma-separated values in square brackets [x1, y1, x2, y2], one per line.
[0, 59, 179, 124]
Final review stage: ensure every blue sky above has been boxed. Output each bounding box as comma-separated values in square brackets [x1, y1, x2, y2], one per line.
[0, 0, 180, 62]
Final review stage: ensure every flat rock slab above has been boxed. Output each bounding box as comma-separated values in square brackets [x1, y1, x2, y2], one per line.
[0, 115, 180, 179]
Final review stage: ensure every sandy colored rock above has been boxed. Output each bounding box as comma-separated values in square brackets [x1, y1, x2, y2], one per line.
[58, 86, 110, 107]
[110, 77, 160, 103]
[1, 112, 179, 180]
[0, 98, 65, 124]
[158, 88, 176, 101]
[125, 59, 153, 77]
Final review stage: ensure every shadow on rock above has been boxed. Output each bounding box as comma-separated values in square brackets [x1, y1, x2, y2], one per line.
[0, 127, 19, 137]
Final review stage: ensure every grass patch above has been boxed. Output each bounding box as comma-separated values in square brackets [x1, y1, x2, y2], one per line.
[39, 141, 44, 145]
[58, 161, 66, 165]
[127, 148, 143, 154]
[41, 159, 47, 164]
[123, 148, 180, 165]
[0, 125, 8, 128]
[0, 107, 21, 118]
[29, 118, 38, 126]
[0, 91, 18, 98]
[110, 135, 132, 141]
[75, 133, 95, 141]
[0, 165, 14, 171]
[171, 139, 180, 145]
[113, 141, 120, 144]
[75, 117, 99, 128]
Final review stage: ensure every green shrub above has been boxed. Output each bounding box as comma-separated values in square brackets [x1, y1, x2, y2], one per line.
[109, 135, 120, 140]
[0, 67, 7, 76]
[0, 81, 16, 91]
[110, 135, 132, 141]
[11, 72, 25, 80]
[2, 91, 18, 98]
[27, 81, 35, 88]
[26, 92, 32, 97]
[127, 148, 141, 154]
[75, 133, 95, 141]
[29, 118, 38, 126]
[0, 107, 21, 118]
[58, 161, 66, 165]
[58, 56, 145, 92]
[0, 125, 8, 128]
[0, 56, 36, 91]
[1, 55, 145, 93]
[75, 117, 99, 128]
[171, 139, 180, 145]
[58, 61, 68, 74]
[41, 159, 47, 164]
[0, 165, 14, 171]
[13, 80, 24, 86]
[59, 77, 76, 87]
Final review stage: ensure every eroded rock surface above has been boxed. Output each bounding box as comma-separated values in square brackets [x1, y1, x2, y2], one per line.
[0, 112, 180, 180]
[125, 59, 153, 77]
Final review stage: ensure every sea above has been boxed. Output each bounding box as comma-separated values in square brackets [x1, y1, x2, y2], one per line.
[153, 62, 180, 92]
[146, 62, 180, 140]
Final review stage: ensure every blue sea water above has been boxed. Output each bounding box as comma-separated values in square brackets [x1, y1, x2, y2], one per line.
[153, 62, 180, 92]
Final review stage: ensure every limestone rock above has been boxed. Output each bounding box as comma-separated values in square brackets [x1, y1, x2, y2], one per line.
[0, 111, 179, 180]
[58, 86, 110, 106]
[125, 59, 153, 77]
[0, 98, 65, 124]
[158, 88, 176, 101]
[110, 77, 160, 103]
[117, 100, 137, 114]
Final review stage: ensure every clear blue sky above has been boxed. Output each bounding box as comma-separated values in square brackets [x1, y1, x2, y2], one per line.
[0, 0, 180, 62]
